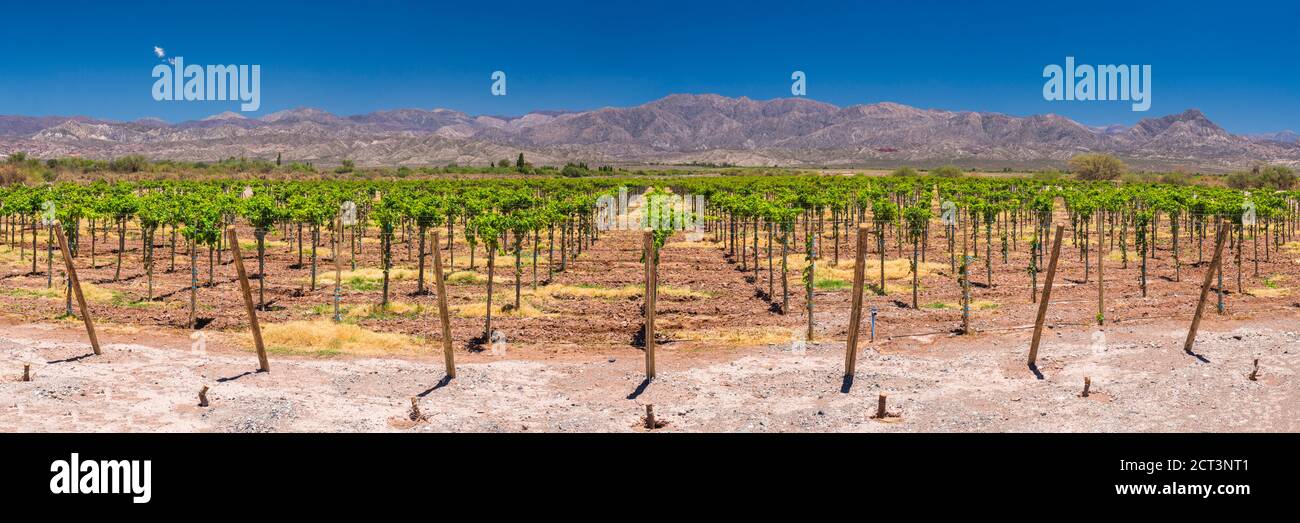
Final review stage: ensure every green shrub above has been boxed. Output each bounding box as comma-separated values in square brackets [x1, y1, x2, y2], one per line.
[1032, 170, 1064, 182]
[1069, 153, 1126, 180]
[930, 165, 963, 178]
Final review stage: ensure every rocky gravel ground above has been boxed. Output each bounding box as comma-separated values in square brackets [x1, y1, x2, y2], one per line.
[1, 309, 1294, 433]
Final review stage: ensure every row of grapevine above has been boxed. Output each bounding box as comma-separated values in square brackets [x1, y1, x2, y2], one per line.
[0, 175, 1295, 340]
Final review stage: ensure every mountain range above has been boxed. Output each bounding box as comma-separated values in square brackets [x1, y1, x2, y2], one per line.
[2, 94, 1297, 172]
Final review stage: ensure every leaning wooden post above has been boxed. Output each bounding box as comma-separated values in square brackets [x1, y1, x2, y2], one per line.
[53, 223, 100, 355]
[226, 227, 269, 372]
[1027, 225, 1064, 368]
[643, 229, 658, 380]
[1184, 222, 1229, 355]
[844, 224, 870, 379]
[430, 230, 455, 379]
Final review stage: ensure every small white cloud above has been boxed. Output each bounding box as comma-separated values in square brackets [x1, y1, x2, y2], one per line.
[154, 46, 165, 59]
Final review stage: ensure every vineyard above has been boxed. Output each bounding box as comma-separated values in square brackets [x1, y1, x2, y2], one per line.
[2, 173, 1299, 431]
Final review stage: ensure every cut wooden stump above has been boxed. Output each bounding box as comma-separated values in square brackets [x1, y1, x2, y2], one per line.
[198, 385, 209, 407]
[22, 364, 30, 382]
[1249, 359, 1259, 381]
[408, 397, 423, 421]
[1081, 376, 1091, 398]
[641, 404, 666, 429]
[870, 393, 901, 420]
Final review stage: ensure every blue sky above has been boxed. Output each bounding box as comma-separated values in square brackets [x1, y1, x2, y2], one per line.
[1, 0, 1296, 133]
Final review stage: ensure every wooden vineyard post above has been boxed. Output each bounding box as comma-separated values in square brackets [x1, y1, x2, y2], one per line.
[1097, 211, 1105, 325]
[1184, 222, 1230, 355]
[1216, 223, 1226, 315]
[960, 255, 971, 335]
[806, 232, 817, 341]
[844, 224, 869, 379]
[643, 230, 657, 380]
[226, 228, 269, 372]
[430, 230, 455, 379]
[53, 223, 100, 355]
[333, 213, 343, 323]
[960, 210, 971, 334]
[1027, 225, 1064, 368]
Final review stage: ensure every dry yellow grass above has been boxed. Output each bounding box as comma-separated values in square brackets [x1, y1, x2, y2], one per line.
[0, 245, 24, 267]
[239, 239, 290, 252]
[652, 285, 716, 299]
[254, 320, 425, 356]
[796, 256, 944, 282]
[485, 253, 538, 267]
[344, 301, 425, 319]
[444, 262, 534, 285]
[80, 282, 120, 303]
[1249, 275, 1291, 298]
[294, 246, 337, 259]
[5, 281, 119, 303]
[5, 286, 62, 299]
[925, 299, 1000, 310]
[1282, 242, 1300, 255]
[673, 327, 797, 348]
[1248, 287, 1291, 298]
[1104, 249, 1148, 263]
[451, 297, 548, 318]
[312, 266, 419, 286]
[445, 270, 487, 284]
